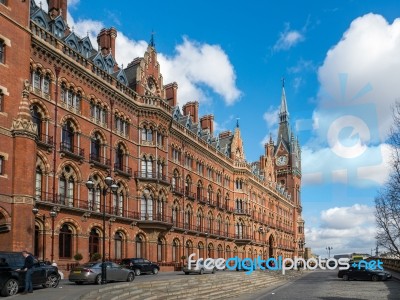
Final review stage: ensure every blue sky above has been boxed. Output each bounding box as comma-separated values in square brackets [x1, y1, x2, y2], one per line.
[35, 0, 400, 257]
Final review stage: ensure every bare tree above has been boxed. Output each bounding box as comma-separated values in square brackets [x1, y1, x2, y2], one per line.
[375, 101, 400, 256]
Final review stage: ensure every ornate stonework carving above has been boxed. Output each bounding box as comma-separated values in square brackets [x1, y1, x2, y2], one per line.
[11, 80, 37, 139]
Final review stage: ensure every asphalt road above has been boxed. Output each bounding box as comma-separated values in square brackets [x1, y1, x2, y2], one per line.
[7, 270, 227, 300]
[8, 269, 400, 299]
[237, 269, 400, 300]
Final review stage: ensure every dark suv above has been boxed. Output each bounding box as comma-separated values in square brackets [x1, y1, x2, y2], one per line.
[0, 252, 60, 297]
[120, 258, 160, 276]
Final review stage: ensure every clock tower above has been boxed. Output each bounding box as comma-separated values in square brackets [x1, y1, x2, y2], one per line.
[273, 80, 303, 255]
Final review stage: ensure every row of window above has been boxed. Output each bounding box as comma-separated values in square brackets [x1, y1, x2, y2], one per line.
[36, 221, 272, 262]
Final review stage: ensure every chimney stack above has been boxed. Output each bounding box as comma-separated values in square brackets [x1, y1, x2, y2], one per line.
[97, 27, 118, 58]
[200, 115, 214, 135]
[164, 82, 178, 107]
[182, 101, 199, 123]
[48, 0, 67, 20]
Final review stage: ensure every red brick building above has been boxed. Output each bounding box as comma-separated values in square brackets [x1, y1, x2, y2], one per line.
[0, 0, 305, 268]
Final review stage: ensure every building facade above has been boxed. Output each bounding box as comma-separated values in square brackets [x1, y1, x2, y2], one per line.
[0, 0, 305, 267]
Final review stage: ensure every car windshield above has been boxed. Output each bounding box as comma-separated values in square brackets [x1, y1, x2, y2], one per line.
[121, 259, 131, 265]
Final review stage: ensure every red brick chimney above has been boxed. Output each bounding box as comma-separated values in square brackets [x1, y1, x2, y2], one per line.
[200, 115, 214, 135]
[97, 27, 118, 58]
[164, 82, 178, 107]
[48, 0, 67, 20]
[182, 101, 199, 123]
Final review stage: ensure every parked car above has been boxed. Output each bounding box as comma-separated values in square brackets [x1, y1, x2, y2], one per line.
[182, 260, 216, 275]
[120, 258, 160, 276]
[0, 251, 60, 297]
[338, 266, 391, 281]
[69, 262, 134, 285]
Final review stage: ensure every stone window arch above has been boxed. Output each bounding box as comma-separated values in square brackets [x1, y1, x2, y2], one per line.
[140, 189, 153, 220]
[58, 165, 77, 206]
[59, 223, 75, 259]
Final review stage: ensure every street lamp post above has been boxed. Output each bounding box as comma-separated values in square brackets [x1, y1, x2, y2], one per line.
[86, 175, 118, 284]
[326, 246, 333, 258]
[32, 206, 58, 262]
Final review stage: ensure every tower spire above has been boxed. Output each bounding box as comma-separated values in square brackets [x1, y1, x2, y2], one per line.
[149, 30, 155, 48]
[279, 78, 289, 121]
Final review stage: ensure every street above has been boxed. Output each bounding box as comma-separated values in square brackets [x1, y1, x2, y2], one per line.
[238, 270, 400, 300]
[7, 269, 400, 299]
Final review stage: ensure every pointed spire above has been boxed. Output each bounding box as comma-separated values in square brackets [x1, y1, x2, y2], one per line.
[236, 118, 240, 128]
[149, 30, 155, 48]
[280, 77, 289, 118]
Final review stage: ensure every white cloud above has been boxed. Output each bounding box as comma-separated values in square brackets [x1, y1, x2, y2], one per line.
[158, 38, 241, 106]
[67, 17, 241, 107]
[260, 106, 279, 146]
[303, 13, 400, 187]
[273, 23, 304, 51]
[318, 13, 400, 140]
[34, 0, 80, 11]
[305, 204, 376, 256]
[301, 143, 392, 186]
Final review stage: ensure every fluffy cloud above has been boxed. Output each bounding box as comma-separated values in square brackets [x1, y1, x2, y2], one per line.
[37, 0, 241, 107]
[66, 13, 240, 107]
[306, 204, 376, 256]
[158, 38, 241, 106]
[260, 106, 279, 145]
[318, 13, 400, 140]
[302, 13, 400, 187]
[273, 23, 305, 51]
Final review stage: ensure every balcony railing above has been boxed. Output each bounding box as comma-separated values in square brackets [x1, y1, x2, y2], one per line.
[197, 195, 207, 205]
[234, 209, 251, 216]
[139, 213, 172, 223]
[34, 191, 140, 219]
[186, 190, 196, 200]
[114, 163, 132, 177]
[234, 234, 252, 240]
[60, 142, 84, 159]
[37, 133, 53, 148]
[134, 172, 169, 184]
[89, 154, 111, 169]
[171, 186, 184, 196]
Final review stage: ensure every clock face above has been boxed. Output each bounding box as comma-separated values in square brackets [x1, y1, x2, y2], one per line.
[147, 77, 156, 92]
[276, 155, 287, 166]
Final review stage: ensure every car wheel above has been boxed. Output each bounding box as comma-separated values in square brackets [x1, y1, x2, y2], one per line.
[372, 275, 379, 282]
[199, 268, 204, 275]
[126, 272, 135, 282]
[45, 274, 60, 288]
[135, 269, 141, 276]
[184, 272, 189, 275]
[152, 268, 159, 275]
[342, 274, 349, 281]
[75, 282, 84, 285]
[1, 278, 19, 297]
[95, 274, 102, 285]
[212, 268, 216, 274]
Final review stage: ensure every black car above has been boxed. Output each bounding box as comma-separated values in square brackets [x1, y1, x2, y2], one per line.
[120, 258, 160, 276]
[338, 266, 391, 281]
[0, 252, 60, 297]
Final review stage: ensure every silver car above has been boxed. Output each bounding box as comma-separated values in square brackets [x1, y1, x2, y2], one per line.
[68, 262, 135, 285]
[183, 260, 217, 275]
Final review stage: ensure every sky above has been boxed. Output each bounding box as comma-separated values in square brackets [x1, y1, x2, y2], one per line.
[35, 0, 400, 257]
